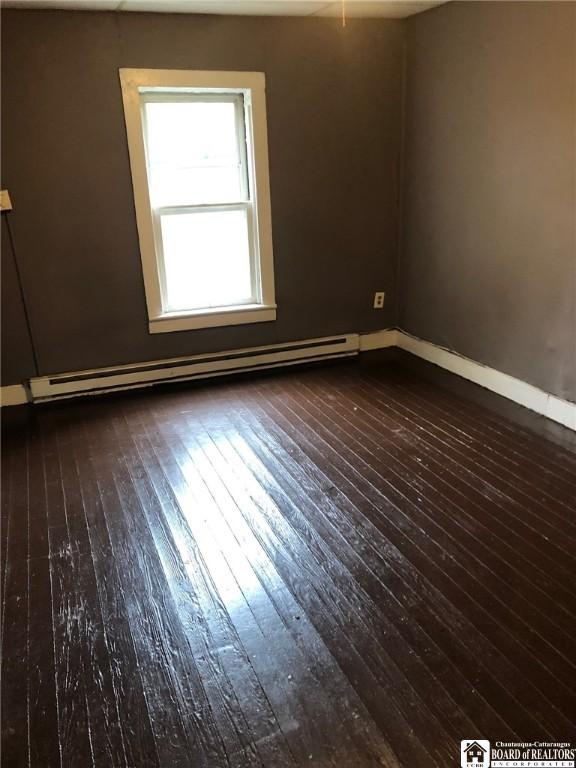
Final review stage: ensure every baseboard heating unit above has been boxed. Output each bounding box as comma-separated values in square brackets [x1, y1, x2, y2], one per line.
[29, 334, 360, 402]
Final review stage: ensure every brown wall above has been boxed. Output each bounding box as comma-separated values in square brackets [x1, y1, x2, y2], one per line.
[400, 1, 576, 402]
[1, 217, 37, 381]
[1, 10, 404, 383]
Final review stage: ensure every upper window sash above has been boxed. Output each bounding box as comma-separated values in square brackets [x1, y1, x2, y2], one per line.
[140, 91, 251, 208]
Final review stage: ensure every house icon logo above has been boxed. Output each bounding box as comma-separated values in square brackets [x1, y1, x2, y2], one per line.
[461, 740, 490, 768]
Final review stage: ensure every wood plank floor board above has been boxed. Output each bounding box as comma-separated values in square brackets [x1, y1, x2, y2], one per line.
[27, 552, 61, 768]
[335, 367, 576, 535]
[73, 412, 191, 768]
[106, 408, 293, 768]
[257, 379, 576, 733]
[183, 412, 464, 766]
[125, 399, 399, 767]
[1, 444, 14, 582]
[291, 371, 576, 565]
[150, 406, 436, 766]
[157, 408, 411, 766]
[54, 420, 128, 767]
[288, 377, 576, 690]
[224, 390, 564, 736]
[211, 400, 501, 740]
[234, 382, 574, 737]
[366, 352, 576, 466]
[299, 373, 576, 632]
[80, 413, 230, 768]
[132, 400, 389, 768]
[214, 393, 531, 739]
[41, 423, 96, 767]
[27, 431, 51, 561]
[1, 434, 31, 768]
[68, 416, 160, 768]
[273, 372, 575, 607]
[2, 353, 575, 766]
[26, 425, 61, 768]
[362, 365, 576, 504]
[360, 388, 576, 542]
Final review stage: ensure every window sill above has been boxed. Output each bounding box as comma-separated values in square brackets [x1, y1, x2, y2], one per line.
[148, 303, 277, 333]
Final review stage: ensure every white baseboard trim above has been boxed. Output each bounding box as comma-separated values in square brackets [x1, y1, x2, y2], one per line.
[4, 327, 574, 433]
[6, 331, 387, 406]
[0, 384, 28, 406]
[25, 331, 400, 404]
[359, 329, 398, 351]
[29, 333, 360, 402]
[397, 331, 576, 432]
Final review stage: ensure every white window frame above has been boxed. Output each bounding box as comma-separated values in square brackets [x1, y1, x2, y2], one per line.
[119, 68, 276, 333]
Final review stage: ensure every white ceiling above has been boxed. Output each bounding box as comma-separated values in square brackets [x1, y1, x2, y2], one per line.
[1, 0, 448, 19]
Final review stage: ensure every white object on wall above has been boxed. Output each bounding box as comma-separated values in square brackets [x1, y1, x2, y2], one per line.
[0, 190, 13, 211]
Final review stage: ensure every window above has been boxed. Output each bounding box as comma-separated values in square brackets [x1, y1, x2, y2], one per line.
[120, 69, 276, 333]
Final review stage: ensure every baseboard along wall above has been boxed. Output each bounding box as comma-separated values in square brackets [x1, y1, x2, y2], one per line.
[0, 383, 28, 406]
[395, 331, 576, 432]
[2, 328, 574, 432]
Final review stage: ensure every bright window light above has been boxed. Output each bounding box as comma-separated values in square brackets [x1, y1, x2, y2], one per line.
[160, 208, 253, 311]
[120, 69, 276, 333]
[144, 100, 244, 208]
[144, 95, 253, 313]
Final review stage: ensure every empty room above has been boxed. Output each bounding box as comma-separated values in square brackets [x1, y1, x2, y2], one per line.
[1, 0, 575, 765]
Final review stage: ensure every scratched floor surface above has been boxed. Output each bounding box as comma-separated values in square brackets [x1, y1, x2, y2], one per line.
[2, 353, 576, 767]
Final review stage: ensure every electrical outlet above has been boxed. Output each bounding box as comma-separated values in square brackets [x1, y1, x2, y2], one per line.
[373, 291, 385, 309]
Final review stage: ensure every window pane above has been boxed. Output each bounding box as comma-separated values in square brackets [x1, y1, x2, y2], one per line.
[160, 209, 254, 312]
[148, 166, 242, 208]
[144, 100, 246, 206]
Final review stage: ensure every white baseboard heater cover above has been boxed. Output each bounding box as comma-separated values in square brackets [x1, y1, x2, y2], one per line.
[29, 334, 359, 402]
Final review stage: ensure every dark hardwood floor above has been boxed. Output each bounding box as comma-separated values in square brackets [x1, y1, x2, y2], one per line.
[2, 352, 576, 767]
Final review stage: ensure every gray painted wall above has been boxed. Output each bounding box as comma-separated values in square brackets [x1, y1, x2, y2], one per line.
[1, 217, 37, 382]
[1, 10, 403, 382]
[400, 1, 576, 402]
[3, 3, 575, 404]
